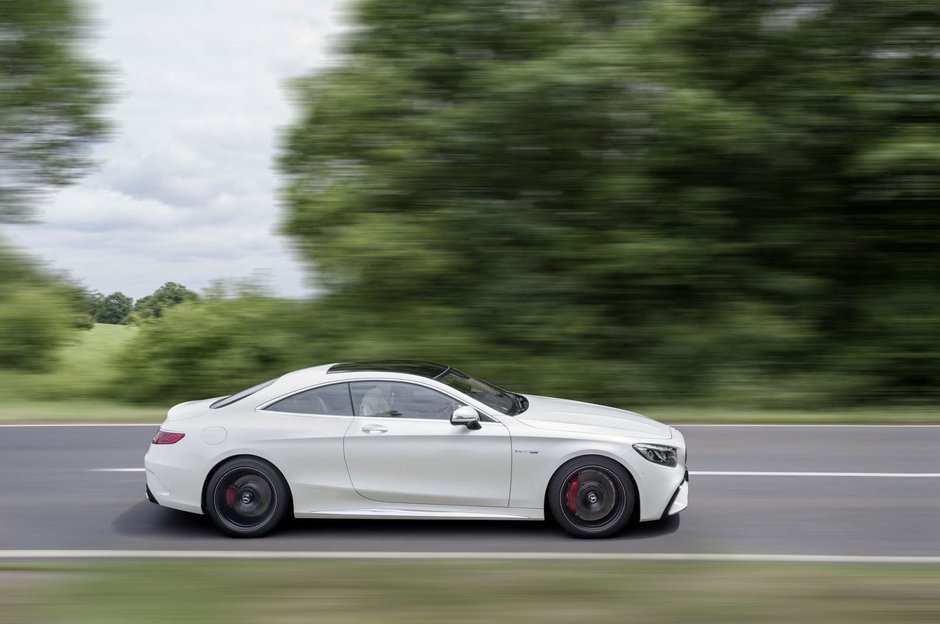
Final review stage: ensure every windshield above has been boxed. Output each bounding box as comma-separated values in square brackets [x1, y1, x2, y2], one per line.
[434, 368, 523, 415]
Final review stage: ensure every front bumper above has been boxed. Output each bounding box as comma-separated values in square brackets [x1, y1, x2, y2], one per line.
[663, 470, 689, 517]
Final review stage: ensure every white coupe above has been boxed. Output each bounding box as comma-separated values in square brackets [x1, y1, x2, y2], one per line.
[145, 361, 689, 538]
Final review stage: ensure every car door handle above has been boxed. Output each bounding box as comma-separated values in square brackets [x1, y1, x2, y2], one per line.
[361, 424, 388, 434]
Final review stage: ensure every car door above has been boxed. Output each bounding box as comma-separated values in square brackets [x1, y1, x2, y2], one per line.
[343, 380, 511, 507]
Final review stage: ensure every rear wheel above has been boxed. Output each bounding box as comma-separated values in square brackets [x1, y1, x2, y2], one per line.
[205, 457, 290, 538]
[547, 456, 635, 538]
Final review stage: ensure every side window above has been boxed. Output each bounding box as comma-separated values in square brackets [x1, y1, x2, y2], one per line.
[266, 383, 353, 416]
[350, 381, 462, 420]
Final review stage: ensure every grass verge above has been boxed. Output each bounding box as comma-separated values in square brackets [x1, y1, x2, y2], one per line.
[1, 561, 939, 623]
[0, 400, 163, 423]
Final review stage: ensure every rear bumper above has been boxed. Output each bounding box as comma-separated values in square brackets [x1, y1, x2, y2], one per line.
[144, 445, 206, 514]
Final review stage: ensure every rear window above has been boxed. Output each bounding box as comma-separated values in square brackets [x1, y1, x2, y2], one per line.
[265, 383, 354, 416]
[209, 378, 278, 409]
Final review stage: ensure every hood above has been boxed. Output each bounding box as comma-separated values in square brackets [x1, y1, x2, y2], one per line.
[165, 397, 220, 422]
[515, 395, 672, 440]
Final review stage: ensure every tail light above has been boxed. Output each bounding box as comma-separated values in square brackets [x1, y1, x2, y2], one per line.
[152, 430, 185, 445]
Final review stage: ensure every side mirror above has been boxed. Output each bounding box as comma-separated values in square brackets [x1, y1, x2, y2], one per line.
[451, 405, 482, 430]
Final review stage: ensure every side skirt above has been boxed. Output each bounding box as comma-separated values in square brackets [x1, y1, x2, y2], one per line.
[295, 507, 544, 521]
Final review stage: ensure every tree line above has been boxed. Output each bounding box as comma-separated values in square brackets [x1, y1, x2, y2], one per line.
[87, 282, 199, 325]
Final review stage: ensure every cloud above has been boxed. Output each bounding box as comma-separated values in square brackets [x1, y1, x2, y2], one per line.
[2, 0, 345, 299]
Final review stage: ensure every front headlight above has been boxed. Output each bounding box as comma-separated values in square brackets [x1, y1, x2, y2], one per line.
[633, 443, 678, 467]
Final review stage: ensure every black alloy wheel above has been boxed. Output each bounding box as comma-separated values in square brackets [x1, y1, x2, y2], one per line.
[205, 457, 290, 538]
[547, 456, 635, 538]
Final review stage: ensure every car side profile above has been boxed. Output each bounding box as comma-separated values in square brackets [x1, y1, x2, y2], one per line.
[144, 361, 689, 538]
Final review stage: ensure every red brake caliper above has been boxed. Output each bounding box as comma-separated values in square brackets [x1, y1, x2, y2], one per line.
[225, 484, 237, 507]
[565, 476, 580, 513]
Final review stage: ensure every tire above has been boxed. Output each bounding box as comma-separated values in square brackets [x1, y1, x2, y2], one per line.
[547, 456, 635, 538]
[205, 457, 290, 538]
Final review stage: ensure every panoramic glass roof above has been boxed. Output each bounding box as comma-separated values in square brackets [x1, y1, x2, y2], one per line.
[327, 360, 449, 378]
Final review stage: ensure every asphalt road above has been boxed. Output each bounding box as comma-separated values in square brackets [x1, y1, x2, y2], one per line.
[1, 424, 939, 557]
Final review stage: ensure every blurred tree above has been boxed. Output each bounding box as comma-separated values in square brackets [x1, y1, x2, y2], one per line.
[0, 244, 80, 370]
[130, 282, 199, 323]
[54, 272, 95, 330]
[279, 0, 938, 406]
[89, 291, 133, 325]
[0, 0, 110, 221]
[0, 0, 108, 371]
[0, 287, 73, 371]
[117, 296, 308, 403]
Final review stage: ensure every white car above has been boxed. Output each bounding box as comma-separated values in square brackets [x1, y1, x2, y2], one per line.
[145, 361, 689, 538]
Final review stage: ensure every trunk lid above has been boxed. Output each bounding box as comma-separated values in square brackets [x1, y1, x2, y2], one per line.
[164, 398, 219, 422]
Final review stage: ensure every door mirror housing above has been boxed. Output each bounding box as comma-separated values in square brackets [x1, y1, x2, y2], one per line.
[451, 405, 482, 430]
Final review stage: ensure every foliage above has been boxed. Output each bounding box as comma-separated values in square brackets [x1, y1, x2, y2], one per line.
[89, 291, 133, 324]
[278, 0, 940, 407]
[116, 296, 308, 403]
[0, 287, 73, 372]
[129, 282, 199, 323]
[0, 0, 110, 221]
[0, 243, 89, 370]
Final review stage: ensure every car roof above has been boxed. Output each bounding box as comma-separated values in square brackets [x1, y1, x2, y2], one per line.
[327, 360, 449, 379]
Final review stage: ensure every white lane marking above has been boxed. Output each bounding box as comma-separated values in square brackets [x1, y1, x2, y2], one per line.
[0, 551, 939, 563]
[89, 468, 145, 473]
[692, 471, 940, 478]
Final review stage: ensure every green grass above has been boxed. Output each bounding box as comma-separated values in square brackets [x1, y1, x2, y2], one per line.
[0, 324, 165, 423]
[0, 324, 132, 401]
[1, 561, 939, 623]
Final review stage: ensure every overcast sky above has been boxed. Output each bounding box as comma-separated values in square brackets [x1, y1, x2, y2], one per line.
[5, 0, 346, 299]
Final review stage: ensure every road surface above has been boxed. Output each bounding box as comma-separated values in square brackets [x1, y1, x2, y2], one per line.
[1, 423, 938, 559]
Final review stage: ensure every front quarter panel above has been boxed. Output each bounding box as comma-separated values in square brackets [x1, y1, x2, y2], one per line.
[504, 419, 686, 521]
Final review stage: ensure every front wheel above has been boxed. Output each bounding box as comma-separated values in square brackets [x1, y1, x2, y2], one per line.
[547, 456, 635, 538]
[205, 457, 290, 538]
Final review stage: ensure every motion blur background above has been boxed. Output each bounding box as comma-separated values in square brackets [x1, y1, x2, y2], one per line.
[1, 2, 939, 620]
[2, 0, 938, 420]
[1, 0, 938, 417]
